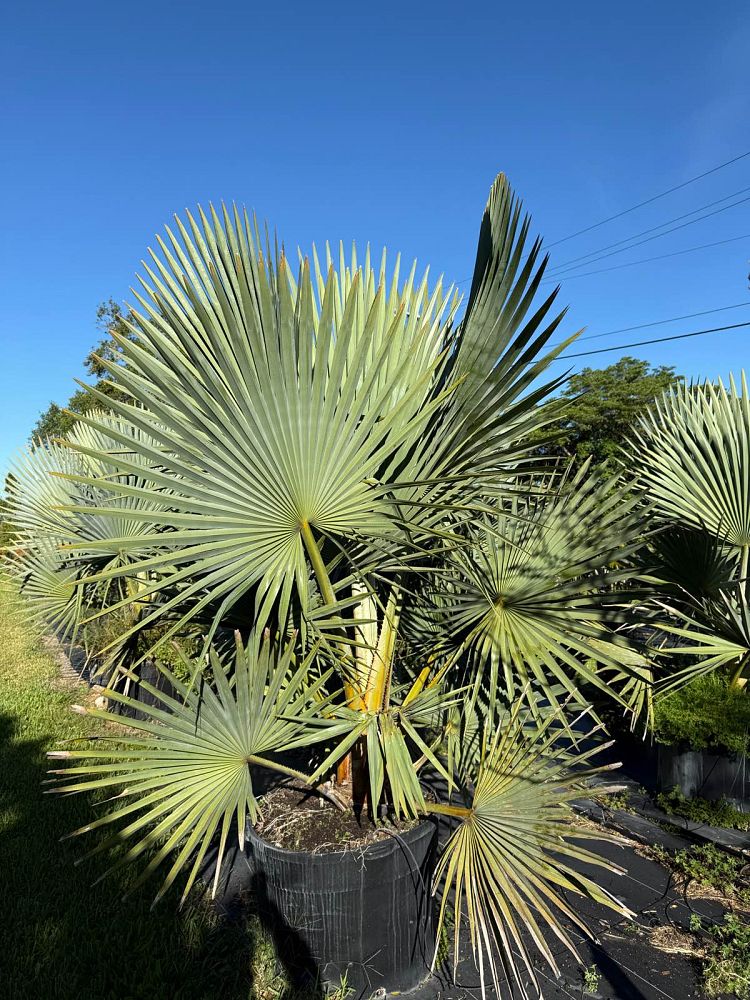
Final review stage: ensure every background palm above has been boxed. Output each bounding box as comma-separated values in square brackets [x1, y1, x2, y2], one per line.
[628, 377, 750, 691]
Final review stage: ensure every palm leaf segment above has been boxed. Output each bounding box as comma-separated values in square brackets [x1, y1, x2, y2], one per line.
[433, 706, 632, 999]
[432, 464, 647, 717]
[48, 633, 347, 905]
[56, 174, 570, 652]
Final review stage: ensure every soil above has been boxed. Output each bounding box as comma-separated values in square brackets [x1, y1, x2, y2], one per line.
[253, 784, 421, 853]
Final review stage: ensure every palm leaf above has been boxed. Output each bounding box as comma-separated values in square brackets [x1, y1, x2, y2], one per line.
[4, 414, 171, 643]
[430, 705, 632, 999]
[47, 632, 349, 903]
[628, 375, 750, 550]
[431, 463, 646, 717]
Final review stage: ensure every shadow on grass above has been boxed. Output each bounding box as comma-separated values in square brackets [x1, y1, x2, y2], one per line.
[0, 708, 269, 1000]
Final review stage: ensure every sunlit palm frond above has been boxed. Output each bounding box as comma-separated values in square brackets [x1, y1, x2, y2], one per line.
[6, 438, 82, 544]
[629, 375, 750, 693]
[6, 539, 84, 640]
[60, 230, 456, 645]
[4, 414, 171, 643]
[628, 375, 750, 550]
[50, 175, 573, 655]
[430, 706, 631, 999]
[47, 633, 348, 904]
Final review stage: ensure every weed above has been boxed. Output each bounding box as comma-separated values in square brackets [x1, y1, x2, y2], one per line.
[655, 843, 750, 905]
[702, 913, 750, 998]
[594, 789, 632, 811]
[657, 786, 750, 832]
[582, 963, 601, 994]
[434, 905, 455, 968]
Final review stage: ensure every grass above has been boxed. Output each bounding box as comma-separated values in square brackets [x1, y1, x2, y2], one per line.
[0, 579, 339, 1000]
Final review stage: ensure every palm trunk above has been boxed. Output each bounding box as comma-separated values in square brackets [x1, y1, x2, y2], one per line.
[300, 519, 366, 798]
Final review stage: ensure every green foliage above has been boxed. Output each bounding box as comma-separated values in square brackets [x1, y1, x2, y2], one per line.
[531, 356, 680, 471]
[432, 706, 632, 994]
[582, 964, 601, 994]
[630, 376, 750, 695]
[658, 843, 750, 904]
[31, 299, 136, 442]
[49, 634, 346, 906]
[652, 674, 750, 755]
[431, 462, 648, 719]
[592, 788, 634, 812]
[81, 610, 205, 682]
[701, 913, 750, 999]
[656, 787, 750, 831]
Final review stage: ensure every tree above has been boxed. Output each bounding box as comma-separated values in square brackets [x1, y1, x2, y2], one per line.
[11, 177, 641, 998]
[533, 356, 682, 471]
[31, 299, 135, 441]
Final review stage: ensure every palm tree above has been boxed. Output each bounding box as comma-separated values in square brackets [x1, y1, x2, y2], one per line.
[8, 175, 645, 998]
[5, 414, 172, 663]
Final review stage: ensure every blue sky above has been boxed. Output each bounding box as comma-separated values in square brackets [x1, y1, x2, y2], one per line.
[1, 0, 749, 475]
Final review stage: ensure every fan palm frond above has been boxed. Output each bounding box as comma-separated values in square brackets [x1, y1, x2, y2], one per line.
[429, 704, 631, 999]
[629, 375, 750, 551]
[432, 464, 645, 717]
[47, 632, 348, 903]
[654, 581, 750, 691]
[629, 375, 750, 691]
[4, 414, 171, 643]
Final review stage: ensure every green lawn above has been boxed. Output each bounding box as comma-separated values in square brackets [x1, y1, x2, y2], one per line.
[0, 580, 299, 1000]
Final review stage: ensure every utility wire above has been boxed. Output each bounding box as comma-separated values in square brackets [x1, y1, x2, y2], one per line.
[545, 149, 750, 250]
[550, 320, 750, 361]
[540, 233, 750, 283]
[549, 301, 750, 348]
[547, 186, 750, 275]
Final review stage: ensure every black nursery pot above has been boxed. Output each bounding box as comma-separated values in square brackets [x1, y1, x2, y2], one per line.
[247, 818, 437, 998]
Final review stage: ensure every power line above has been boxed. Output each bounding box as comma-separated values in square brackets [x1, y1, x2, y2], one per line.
[549, 301, 750, 348]
[544, 149, 750, 250]
[547, 186, 750, 276]
[540, 232, 750, 283]
[550, 192, 750, 276]
[551, 320, 750, 361]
